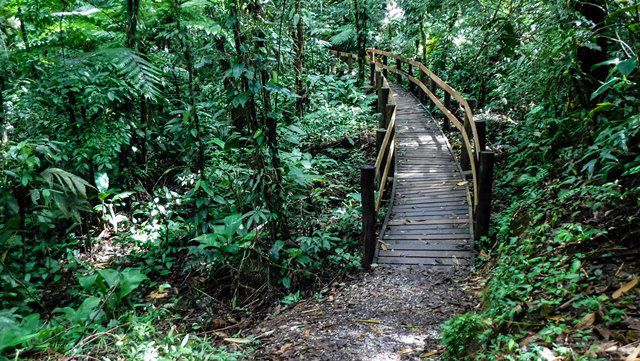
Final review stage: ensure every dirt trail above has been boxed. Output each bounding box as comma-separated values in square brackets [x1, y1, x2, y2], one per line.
[252, 266, 476, 360]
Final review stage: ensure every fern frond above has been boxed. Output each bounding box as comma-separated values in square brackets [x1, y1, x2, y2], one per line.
[330, 25, 356, 47]
[97, 48, 164, 100]
[41, 168, 92, 198]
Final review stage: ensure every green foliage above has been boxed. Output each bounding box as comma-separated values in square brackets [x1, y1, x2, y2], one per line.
[441, 313, 489, 359]
[0, 0, 379, 357]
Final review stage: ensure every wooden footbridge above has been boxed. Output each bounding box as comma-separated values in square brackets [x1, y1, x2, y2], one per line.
[331, 49, 495, 269]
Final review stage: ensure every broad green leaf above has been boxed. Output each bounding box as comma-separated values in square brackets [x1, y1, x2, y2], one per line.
[94, 172, 109, 193]
[119, 268, 148, 298]
[590, 77, 619, 100]
[78, 273, 99, 291]
[616, 58, 637, 76]
[98, 269, 120, 288]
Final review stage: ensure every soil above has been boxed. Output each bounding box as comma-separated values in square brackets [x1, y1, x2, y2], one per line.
[250, 265, 477, 360]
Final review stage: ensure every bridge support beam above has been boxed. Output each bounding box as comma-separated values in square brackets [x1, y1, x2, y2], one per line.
[361, 165, 377, 270]
[475, 151, 495, 241]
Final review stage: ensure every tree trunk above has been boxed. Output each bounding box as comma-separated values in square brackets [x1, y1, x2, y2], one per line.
[175, 0, 206, 171]
[229, 0, 257, 132]
[0, 74, 7, 144]
[575, 0, 608, 105]
[126, 0, 140, 49]
[294, 0, 305, 116]
[419, 15, 427, 64]
[353, 0, 366, 84]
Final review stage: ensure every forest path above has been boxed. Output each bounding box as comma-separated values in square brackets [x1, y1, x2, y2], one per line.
[252, 266, 474, 360]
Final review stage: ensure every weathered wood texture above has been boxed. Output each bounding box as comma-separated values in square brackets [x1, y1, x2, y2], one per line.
[376, 85, 474, 267]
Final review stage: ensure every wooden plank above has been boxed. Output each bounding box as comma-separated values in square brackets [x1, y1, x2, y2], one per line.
[389, 212, 468, 219]
[386, 218, 469, 226]
[396, 188, 467, 194]
[391, 206, 469, 213]
[394, 197, 468, 205]
[376, 256, 471, 266]
[396, 183, 466, 188]
[381, 233, 470, 240]
[378, 240, 473, 251]
[384, 229, 470, 236]
[393, 201, 468, 209]
[379, 249, 473, 258]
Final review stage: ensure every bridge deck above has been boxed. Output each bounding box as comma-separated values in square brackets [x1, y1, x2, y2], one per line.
[376, 85, 474, 267]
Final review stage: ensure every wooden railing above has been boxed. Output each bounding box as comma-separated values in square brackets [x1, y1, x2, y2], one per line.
[330, 49, 495, 269]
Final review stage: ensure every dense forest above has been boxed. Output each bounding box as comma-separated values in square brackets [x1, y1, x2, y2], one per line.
[0, 0, 639, 359]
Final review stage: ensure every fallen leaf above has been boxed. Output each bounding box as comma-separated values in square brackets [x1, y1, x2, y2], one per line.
[576, 312, 596, 330]
[456, 181, 468, 186]
[420, 350, 438, 358]
[276, 342, 293, 355]
[399, 348, 416, 356]
[356, 319, 381, 324]
[538, 347, 556, 361]
[625, 344, 640, 361]
[367, 324, 383, 334]
[612, 278, 639, 300]
[211, 317, 227, 329]
[594, 325, 612, 341]
[224, 337, 251, 344]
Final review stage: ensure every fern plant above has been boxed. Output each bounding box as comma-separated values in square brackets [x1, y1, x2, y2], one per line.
[1, 139, 92, 223]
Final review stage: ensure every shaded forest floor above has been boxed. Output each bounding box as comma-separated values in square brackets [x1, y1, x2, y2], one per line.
[250, 266, 476, 360]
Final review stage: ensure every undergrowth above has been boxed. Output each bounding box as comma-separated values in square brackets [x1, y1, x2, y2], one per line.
[441, 59, 640, 359]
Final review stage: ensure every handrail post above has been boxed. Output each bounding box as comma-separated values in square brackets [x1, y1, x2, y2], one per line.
[377, 85, 390, 115]
[443, 92, 452, 132]
[396, 58, 402, 83]
[419, 73, 427, 104]
[408, 63, 414, 94]
[369, 61, 376, 86]
[361, 165, 376, 269]
[475, 151, 495, 241]
[376, 128, 386, 153]
[382, 55, 388, 78]
[385, 104, 395, 127]
[460, 114, 472, 170]
[429, 79, 437, 111]
[347, 56, 353, 73]
[373, 70, 382, 108]
[475, 119, 487, 152]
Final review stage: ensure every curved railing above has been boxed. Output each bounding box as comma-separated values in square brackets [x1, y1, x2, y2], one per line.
[330, 49, 495, 269]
